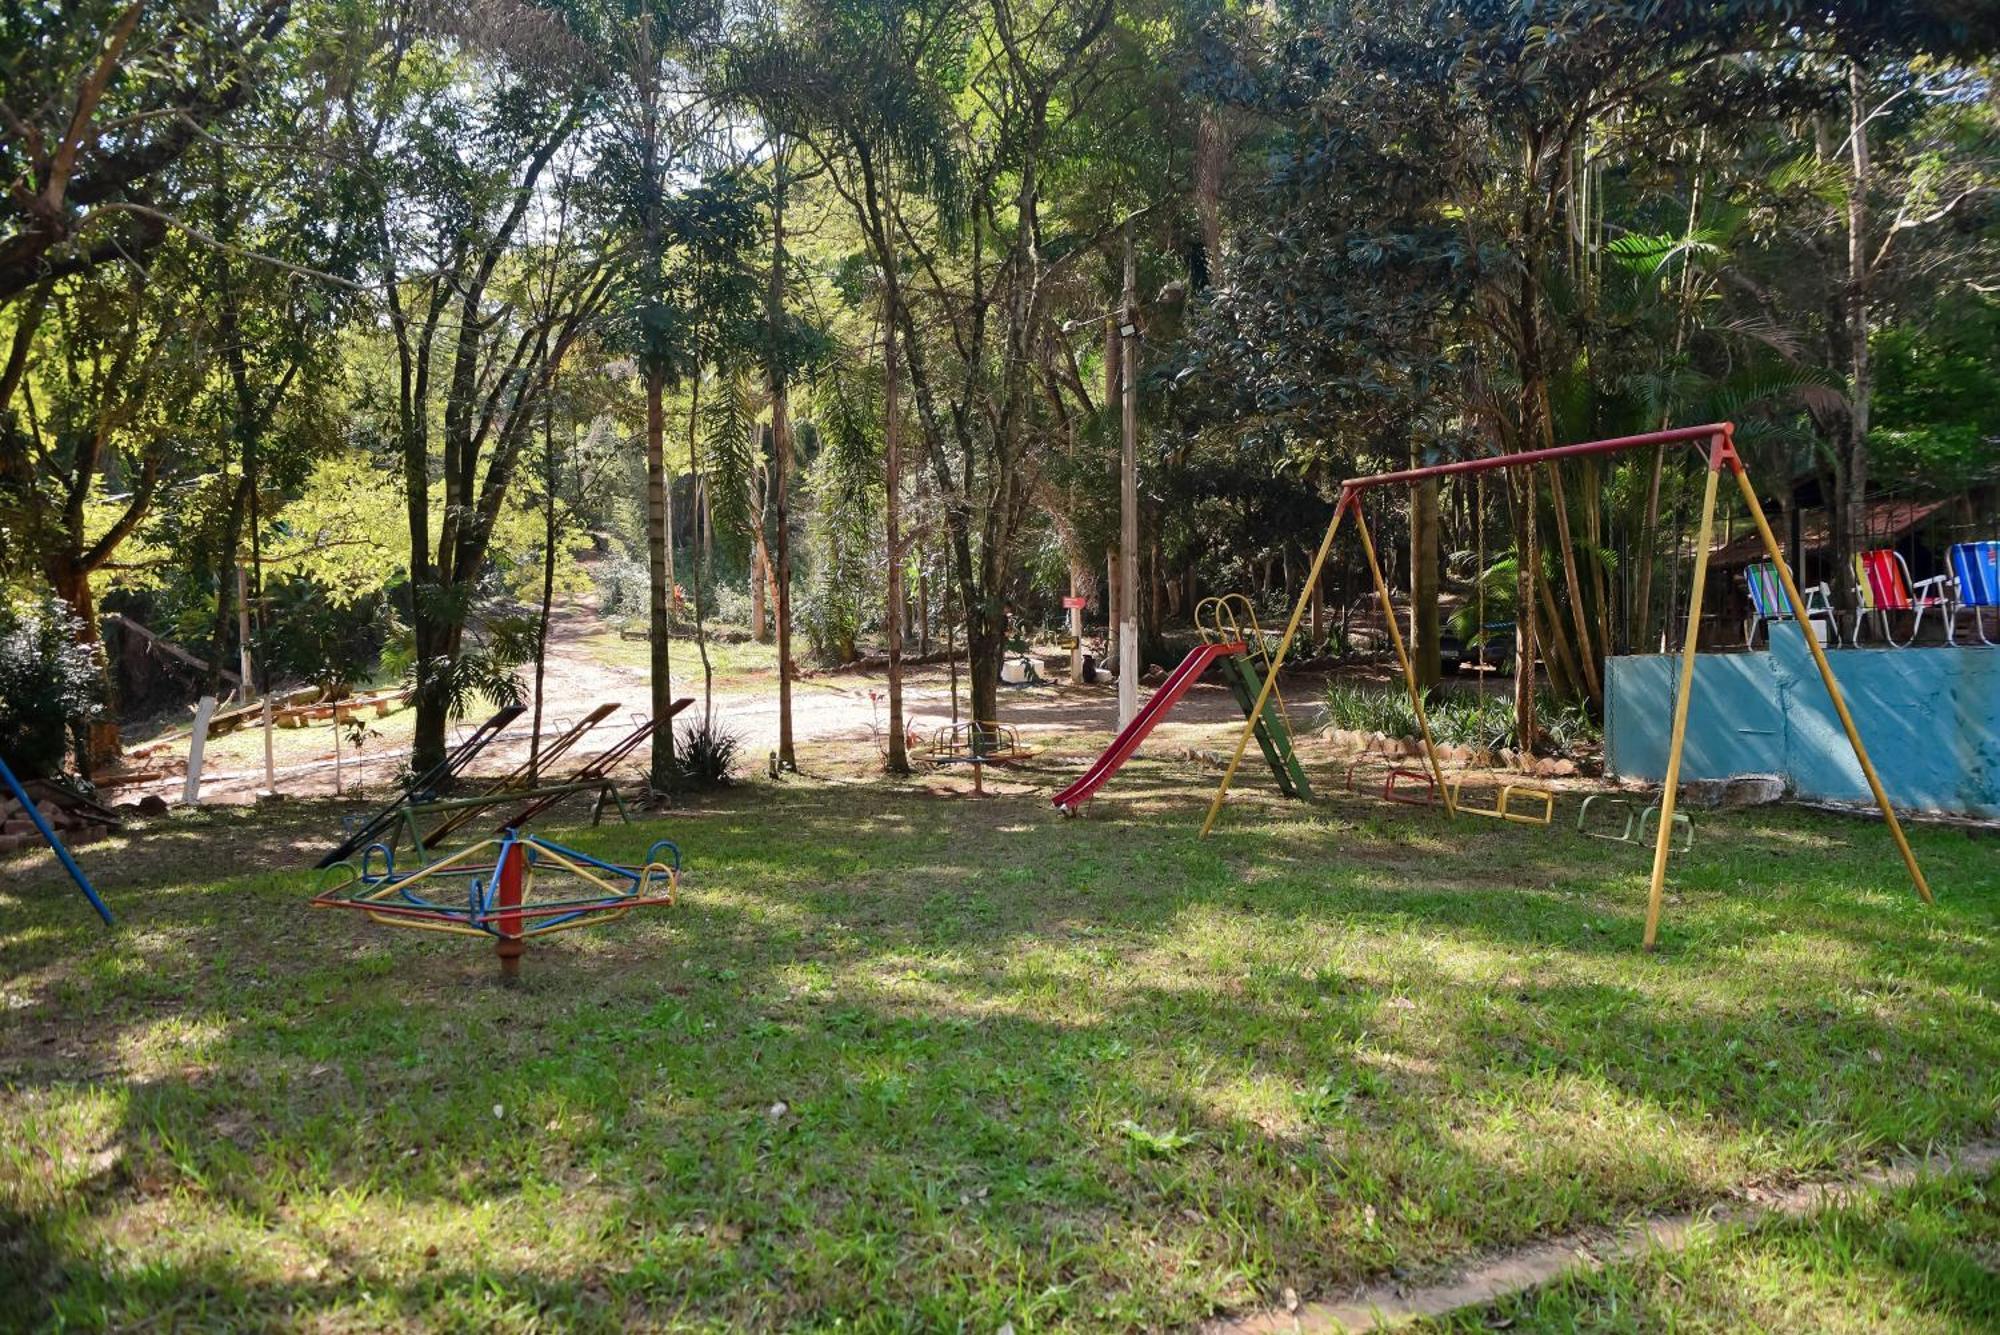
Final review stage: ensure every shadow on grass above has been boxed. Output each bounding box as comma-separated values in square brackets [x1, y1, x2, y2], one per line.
[2, 775, 1997, 1326]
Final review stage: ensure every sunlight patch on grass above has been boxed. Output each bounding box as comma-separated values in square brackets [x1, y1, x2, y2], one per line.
[2, 765, 1996, 1328]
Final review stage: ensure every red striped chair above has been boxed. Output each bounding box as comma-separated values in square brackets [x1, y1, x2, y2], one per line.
[1849, 548, 1949, 647]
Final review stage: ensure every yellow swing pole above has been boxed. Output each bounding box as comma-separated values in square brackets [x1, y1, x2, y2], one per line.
[1200, 489, 1352, 837]
[1725, 458, 1934, 908]
[1353, 497, 1456, 815]
[1642, 446, 1722, 950]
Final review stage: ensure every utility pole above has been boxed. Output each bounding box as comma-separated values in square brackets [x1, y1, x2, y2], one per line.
[1118, 218, 1139, 728]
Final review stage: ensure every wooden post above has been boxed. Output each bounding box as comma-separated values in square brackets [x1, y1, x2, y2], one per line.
[1068, 569, 1084, 684]
[1354, 499, 1455, 816]
[1642, 447, 1722, 950]
[1202, 490, 1350, 836]
[1726, 458, 1933, 907]
[183, 695, 219, 806]
[261, 695, 275, 793]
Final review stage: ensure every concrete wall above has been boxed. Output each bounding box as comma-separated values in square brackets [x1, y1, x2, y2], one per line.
[1605, 623, 2000, 819]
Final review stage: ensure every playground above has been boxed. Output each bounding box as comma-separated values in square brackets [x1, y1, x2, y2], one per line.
[4, 729, 1997, 1329]
[6, 422, 2000, 1329]
[11, 1, 2000, 1324]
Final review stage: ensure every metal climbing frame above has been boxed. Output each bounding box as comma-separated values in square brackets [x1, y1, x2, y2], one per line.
[1197, 422, 1935, 950]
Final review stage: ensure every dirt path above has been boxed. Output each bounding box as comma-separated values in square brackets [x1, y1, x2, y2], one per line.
[1210, 1139, 2000, 1333]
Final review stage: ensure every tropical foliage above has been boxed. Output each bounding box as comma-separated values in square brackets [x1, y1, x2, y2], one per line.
[2, 0, 1996, 772]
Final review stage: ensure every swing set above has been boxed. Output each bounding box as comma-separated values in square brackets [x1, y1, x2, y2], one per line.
[1200, 422, 1935, 950]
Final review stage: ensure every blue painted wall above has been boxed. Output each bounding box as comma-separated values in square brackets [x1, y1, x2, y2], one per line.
[1605, 623, 2000, 819]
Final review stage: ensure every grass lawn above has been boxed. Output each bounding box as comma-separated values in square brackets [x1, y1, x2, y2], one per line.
[1443, 1166, 2000, 1332]
[2, 751, 1996, 1329]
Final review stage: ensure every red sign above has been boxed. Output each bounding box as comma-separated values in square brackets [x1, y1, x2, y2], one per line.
[1061, 596, 1087, 610]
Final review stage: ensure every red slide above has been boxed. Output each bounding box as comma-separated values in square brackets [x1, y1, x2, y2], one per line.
[1051, 641, 1246, 813]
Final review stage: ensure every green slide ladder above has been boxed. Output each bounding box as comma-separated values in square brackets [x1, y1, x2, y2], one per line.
[1217, 652, 1313, 800]
[1195, 595, 1312, 802]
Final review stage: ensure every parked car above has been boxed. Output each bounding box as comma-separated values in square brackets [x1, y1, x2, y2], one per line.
[1441, 622, 1516, 677]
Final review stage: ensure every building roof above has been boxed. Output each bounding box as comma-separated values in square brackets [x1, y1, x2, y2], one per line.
[1704, 498, 1952, 569]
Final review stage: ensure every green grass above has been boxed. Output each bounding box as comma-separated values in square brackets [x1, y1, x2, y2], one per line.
[1435, 1167, 2000, 1332]
[1, 754, 1996, 1329]
[581, 628, 780, 682]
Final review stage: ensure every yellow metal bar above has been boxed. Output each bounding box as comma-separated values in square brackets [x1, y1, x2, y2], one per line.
[1499, 784, 1554, 826]
[1643, 453, 1721, 950]
[1238, 595, 1304, 742]
[1354, 499, 1456, 816]
[1727, 461, 1934, 907]
[353, 835, 503, 903]
[1443, 781, 1551, 825]
[360, 911, 486, 937]
[1201, 492, 1351, 836]
[1200, 593, 1304, 742]
[528, 843, 631, 898]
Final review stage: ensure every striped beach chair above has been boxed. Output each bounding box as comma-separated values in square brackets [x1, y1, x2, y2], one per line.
[1849, 548, 1949, 647]
[1744, 561, 1838, 649]
[1946, 541, 2000, 646]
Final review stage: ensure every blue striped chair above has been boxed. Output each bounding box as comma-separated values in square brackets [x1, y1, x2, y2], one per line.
[1744, 561, 1838, 649]
[1946, 541, 1999, 646]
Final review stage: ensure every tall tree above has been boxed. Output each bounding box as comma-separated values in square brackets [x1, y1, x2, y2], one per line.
[339, 0, 613, 774]
[591, 0, 732, 790]
[0, 0, 293, 304]
[741, 0, 1117, 727]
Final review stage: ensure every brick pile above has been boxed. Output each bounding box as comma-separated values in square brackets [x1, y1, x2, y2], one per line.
[0, 783, 122, 857]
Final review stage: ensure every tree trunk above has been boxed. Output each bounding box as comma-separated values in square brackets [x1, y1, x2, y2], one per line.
[206, 473, 252, 697]
[1511, 230, 1548, 755]
[664, 460, 676, 599]
[917, 559, 930, 657]
[47, 562, 97, 649]
[1410, 472, 1440, 688]
[1104, 314, 1121, 668]
[646, 364, 676, 790]
[768, 148, 797, 772]
[1836, 62, 1874, 607]
[700, 477, 713, 565]
[883, 300, 909, 773]
[1105, 550, 1119, 665]
[966, 611, 1000, 731]
[410, 621, 450, 779]
[1513, 471, 1539, 757]
[687, 375, 715, 723]
[1148, 537, 1165, 649]
[1534, 567, 1582, 700]
[531, 392, 558, 785]
[750, 535, 770, 641]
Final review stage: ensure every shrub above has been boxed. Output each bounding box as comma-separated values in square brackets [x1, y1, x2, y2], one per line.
[673, 715, 742, 789]
[0, 596, 105, 779]
[1318, 681, 1601, 755]
[1320, 681, 1420, 740]
[591, 551, 652, 623]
